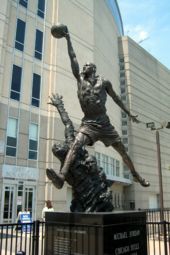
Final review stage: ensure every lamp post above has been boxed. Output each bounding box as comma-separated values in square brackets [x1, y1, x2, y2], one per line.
[146, 121, 170, 223]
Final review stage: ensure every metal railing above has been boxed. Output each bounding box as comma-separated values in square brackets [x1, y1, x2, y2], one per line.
[0, 221, 45, 255]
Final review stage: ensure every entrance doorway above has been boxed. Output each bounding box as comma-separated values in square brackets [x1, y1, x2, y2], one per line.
[3, 186, 15, 223]
[2, 181, 36, 223]
[16, 182, 35, 217]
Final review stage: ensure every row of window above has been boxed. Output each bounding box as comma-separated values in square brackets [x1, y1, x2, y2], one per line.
[15, 18, 43, 60]
[19, 0, 45, 19]
[6, 118, 38, 160]
[95, 152, 120, 177]
[11, 64, 41, 107]
[119, 57, 129, 153]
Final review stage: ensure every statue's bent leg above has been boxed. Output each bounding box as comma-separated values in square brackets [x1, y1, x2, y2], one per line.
[50, 132, 90, 189]
[61, 132, 90, 176]
[112, 142, 150, 187]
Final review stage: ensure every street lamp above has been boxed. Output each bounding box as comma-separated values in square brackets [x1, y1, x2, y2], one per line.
[146, 121, 170, 223]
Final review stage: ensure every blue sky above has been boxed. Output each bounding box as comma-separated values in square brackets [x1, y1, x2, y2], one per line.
[117, 0, 170, 69]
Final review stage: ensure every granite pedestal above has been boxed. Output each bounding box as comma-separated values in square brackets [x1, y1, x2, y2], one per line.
[45, 211, 147, 255]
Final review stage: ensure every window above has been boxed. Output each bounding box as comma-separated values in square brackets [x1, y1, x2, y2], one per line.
[34, 29, 43, 60]
[121, 87, 125, 94]
[102, 155, 109, 174]
[122, 129, 127, 135]
[19, 0, 28, 8]
[10, 65, 22, 101]
[120, 72, 125, 78]
[120, 64, 125, 70]
[116, 160, 120, 176]
[15, 19, 26, 51]
[109, 158, 115, 176]
[122, 120, 127, 126]
[121, 112, 127, 118]
[95, 152, 117, 176]
[95, 152, 101, 167]
[31, 73, 41, 107]
[122, 138, 128, 144]
[121, 95, 126, 102]
[37, 0, 45, 18]
[29, 123, 38, 160]
[120, 80, 125, 85]
[6, 118, 18, 157]
[119, 58, 124, 63]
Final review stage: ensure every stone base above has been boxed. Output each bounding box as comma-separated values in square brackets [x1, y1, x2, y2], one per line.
[45, 211, 147, 255]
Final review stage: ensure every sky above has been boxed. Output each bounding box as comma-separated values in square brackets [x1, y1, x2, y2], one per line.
[117, 0, 170, 69]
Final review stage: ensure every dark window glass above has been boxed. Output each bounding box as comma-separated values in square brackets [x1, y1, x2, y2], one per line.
[29, 140, 37, 151]
[15, 19, 26, 51]
[29, 151, 37, 160]
[122, 121, 127, 126]
[19, 0, 28, 8]
[7, 137, 17, 147]
[37, 0, 45, 18]
[29, 140, 37, 160]
[6, 137, 17, 157]
[34, 30, 43, 60]
[122, 130, 127, 135]
[121, 87, 125, 94]
[31, 73, 41, 107]
[10, 65, 22, 101]
[6, 146, 16, 157]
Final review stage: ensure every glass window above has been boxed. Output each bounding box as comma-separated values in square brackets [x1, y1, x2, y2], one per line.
[120, 63, 125, 70]
[37, 0, 45, 18]
[122, 138, 128, 144]
[19, 0, 28, 8]
[120, 80, 125, 85]
[29, 123, 38, 160]
[10, 65, 22, 101]
[15, 19, 26, 51]
[34, 29, 43, 60]
[109, 157, 115, 176]
[122, 120, 127, 126]
[102, 154, 109, 174]
[121, 95, 126, 101]
[121, 87, 125, 94]
[116, 160, 120, 176]
[122, 129, 127, 135]
[119, 58, 124, 63]
[6, 118, 18, 157]
[31, 73, 41, 107]
[122, 112, 127, 118]
[95, 152, 101, 167]
[120, 72, 125, 78]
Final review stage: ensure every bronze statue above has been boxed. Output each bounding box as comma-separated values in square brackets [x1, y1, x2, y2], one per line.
[50, 24, 150, 190]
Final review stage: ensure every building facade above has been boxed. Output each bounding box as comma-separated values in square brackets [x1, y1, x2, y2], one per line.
[0, 0, 169, 223]
[118, 37, 170, 209]
[0, 0, 131, 223]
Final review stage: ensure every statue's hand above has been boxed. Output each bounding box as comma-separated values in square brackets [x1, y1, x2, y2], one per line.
[63, 27, 70, 40]
[48, 93, 63, 106]
[129, 114, 140, 123]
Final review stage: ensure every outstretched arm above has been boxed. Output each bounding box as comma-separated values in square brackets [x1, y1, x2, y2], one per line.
[105, 80, 140, 123]
[64, 29, 80, 82]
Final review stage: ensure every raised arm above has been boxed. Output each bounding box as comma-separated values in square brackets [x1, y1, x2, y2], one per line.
[105, 80, 140, 123]
[64, 30, 80, 82]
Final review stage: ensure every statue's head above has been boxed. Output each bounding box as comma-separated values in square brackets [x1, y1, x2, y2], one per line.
[82, 62, 96, 75]
[85, 155, 98, 173]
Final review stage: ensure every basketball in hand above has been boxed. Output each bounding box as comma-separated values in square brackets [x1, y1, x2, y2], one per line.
[51, 24, 68, 39]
